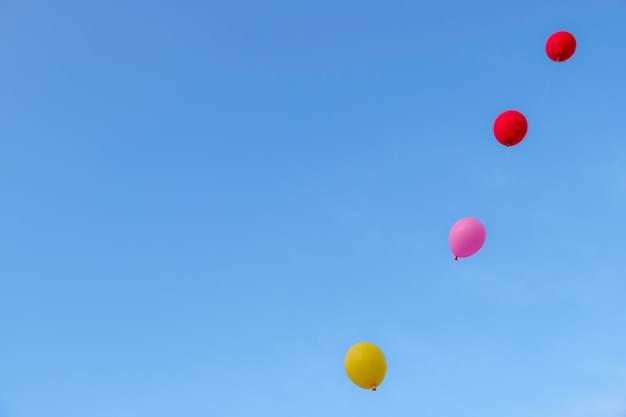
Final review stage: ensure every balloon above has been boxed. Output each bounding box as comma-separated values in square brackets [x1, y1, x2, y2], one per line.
[344, 342, 386, 390]
[493, 110, 528, 147]
[546, 31, 576, 62]
[449, 217, 486, 260]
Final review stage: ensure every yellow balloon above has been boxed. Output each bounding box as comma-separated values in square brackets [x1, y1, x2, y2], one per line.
[344, 342, 386, 390]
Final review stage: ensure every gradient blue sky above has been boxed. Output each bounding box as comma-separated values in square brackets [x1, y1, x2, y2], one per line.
[2, 1, 626, 416]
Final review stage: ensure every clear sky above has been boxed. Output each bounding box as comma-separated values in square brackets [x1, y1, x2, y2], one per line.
[1, 1, 626, 416]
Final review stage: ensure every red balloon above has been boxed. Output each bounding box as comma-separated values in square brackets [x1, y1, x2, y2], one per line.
[493, 110, 528, 147]
[546, 31, 576, 62]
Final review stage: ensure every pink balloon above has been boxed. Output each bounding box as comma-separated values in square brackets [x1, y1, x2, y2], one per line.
[448, 217, 486, 260]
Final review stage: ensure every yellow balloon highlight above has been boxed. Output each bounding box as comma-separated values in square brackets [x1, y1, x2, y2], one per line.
[344, 342, 387, 390]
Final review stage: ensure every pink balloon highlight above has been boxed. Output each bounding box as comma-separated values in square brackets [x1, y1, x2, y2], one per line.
[448, 217, 486, 260]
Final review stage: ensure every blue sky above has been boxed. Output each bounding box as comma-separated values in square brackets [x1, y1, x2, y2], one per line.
[1, 1, 626, 416]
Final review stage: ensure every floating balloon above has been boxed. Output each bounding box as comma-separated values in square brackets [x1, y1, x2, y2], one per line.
[546, 31, 576, 62]
[493, 110, 528, 147]
[449, 217, 486, 260]
[344, 342, 386, 391]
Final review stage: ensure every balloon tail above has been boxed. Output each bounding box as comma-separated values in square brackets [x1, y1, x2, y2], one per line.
[479, 142, 510, 211]
[372, 386, 379, 417]
[531, 63, 558, 120]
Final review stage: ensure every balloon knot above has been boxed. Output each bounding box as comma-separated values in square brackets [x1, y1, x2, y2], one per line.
[454, 256, 458, 261]
[371, 385, 377, 391]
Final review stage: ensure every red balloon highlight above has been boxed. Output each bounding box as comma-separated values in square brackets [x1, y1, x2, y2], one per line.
[493, 110, 528, 147]
[546, 31, 576, 62]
